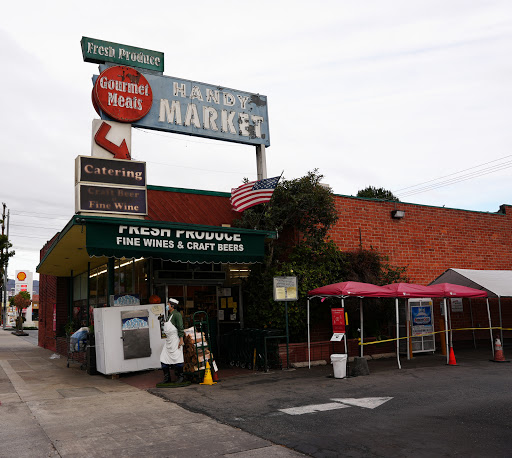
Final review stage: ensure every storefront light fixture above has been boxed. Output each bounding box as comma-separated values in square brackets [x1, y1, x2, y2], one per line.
[391, 210, 405, 219]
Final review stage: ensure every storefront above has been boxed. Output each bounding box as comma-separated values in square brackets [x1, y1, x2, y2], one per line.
[37, 213, 274, 359]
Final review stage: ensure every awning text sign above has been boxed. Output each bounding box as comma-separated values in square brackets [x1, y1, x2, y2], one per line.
[273, 276, 298, 301]
[96, 66, 270, 147]
[85, 222, 268, 263]
[81, 37, 164, 72]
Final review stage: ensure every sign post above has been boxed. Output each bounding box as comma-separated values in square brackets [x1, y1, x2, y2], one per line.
[273, 276, 298, 369]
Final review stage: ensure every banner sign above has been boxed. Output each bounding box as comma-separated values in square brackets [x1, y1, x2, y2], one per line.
[331, 308, 346, 333]
[411, 305, 433, 336]
[95, 66, 270, 147]
[76, 184, 147, 215]
[76, 156, 146, 187]
[273, 276, 298, 301]
[85, 221, 268, 263]
[81, 37, 164, 73]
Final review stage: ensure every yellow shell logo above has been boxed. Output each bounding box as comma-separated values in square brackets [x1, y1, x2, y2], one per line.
[17, 272, 27, 281]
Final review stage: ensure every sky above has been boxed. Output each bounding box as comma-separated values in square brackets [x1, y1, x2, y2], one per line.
[1, 0, 512, 280]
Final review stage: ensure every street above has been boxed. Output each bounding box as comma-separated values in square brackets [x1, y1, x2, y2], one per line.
[152, 349, 512, 457]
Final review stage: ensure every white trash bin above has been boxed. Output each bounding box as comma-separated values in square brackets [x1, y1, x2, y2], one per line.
[331, 354, 347, 379]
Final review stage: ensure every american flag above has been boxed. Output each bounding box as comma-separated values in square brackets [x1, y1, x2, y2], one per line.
[230, 176, 281, 212]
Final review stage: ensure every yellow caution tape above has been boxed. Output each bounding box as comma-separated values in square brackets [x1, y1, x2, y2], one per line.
[359, 327, 512, 346]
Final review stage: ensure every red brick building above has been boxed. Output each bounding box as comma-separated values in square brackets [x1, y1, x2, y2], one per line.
[38, 186, 512, 360]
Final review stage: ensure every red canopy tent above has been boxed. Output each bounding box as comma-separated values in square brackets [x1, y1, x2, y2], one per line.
[308, 281, 395, 298]
[307, 281, 488, 369]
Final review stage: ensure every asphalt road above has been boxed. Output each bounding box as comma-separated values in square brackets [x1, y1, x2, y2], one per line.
[151, 350, 512, 457]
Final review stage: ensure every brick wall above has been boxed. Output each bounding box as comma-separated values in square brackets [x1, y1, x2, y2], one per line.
[38, 234, 71, 352]
[329, 197, 512, 284]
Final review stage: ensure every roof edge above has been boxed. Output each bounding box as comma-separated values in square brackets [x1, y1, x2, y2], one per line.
[148, 185, 230, 198]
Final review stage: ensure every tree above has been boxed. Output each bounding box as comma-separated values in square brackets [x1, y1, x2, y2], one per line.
[357, 186, 399, 201]
[234, 171, 408, 341]
[12, 291, 31, 335]
[234, 170, 338, 265]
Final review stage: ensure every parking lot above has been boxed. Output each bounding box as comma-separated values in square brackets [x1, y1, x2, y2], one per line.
[151, 347, 512, 457]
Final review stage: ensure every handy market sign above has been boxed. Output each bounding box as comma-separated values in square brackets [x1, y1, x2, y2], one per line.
[94, 65, 270, 147]
[85, 220, 271, 263]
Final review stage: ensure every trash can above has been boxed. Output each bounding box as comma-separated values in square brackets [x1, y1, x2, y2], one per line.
[330, 354, 347, 379]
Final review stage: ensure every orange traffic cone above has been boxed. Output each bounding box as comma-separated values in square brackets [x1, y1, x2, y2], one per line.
[491, 338, 510, 363]
[200, 361, 217, 385]
[448, 345, 457, 366]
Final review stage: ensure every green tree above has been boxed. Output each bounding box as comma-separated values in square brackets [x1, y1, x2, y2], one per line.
[357, 186, 399, 201]
[234, 170, 338, 265]
[235, 171, 408, 341]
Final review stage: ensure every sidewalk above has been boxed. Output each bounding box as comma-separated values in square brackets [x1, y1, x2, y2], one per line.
[0, 330, 303, 458]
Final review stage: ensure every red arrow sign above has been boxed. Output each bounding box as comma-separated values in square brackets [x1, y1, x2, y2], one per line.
[94, 121, 131, 160]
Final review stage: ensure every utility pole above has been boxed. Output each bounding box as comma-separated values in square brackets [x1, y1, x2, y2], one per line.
[1, 202, 6, 329]
[2, 203, 9, 330]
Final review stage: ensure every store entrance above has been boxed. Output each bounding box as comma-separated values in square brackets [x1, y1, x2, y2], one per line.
[153, 283, 243, 358]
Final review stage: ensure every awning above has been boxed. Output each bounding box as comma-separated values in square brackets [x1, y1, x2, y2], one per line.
[430, 269, 512, 298]
[37, 215, 274, 276]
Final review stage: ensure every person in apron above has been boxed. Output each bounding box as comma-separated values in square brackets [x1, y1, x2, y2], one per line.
[160, 298, 185, 383]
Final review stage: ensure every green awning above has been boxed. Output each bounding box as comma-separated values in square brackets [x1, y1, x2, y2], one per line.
[38, 215, 274, 276]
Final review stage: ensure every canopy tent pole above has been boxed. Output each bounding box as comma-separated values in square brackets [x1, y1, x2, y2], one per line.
[448, 299, 453, 347]
[395, 298, 401, 369]
[498, 296, 503, 344]
[406, 300, 411, 360]
[487, 298, 494, 357]
[307, 299, 311, 369]
[342, 298, 347, 354]
[443, 298, 449, 364]
[360, 297, 364, 358]
[469, 298, 476, 349]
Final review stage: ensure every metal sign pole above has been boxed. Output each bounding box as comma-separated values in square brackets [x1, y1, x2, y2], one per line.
[256, 145, 267, 180]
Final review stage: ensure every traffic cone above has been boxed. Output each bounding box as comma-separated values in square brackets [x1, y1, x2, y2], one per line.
[491, 338, 510, 363]
[200, 361, 217, 385]
[448, 345, 457, 366]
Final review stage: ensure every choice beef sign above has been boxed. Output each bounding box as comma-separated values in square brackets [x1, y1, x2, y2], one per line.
[93, 64, 270, 147]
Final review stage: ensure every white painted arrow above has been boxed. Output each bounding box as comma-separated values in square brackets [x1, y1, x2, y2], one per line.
[279, 402, 350, 416]
[331, 397, 393, 409]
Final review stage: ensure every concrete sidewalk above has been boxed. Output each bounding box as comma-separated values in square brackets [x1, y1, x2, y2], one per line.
[0, 330, 303, 458]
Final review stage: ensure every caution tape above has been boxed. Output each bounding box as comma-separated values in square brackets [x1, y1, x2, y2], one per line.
[358, 327, 512, 346]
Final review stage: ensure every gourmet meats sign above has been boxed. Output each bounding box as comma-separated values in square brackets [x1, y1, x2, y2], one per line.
[93, 66, 153, 122]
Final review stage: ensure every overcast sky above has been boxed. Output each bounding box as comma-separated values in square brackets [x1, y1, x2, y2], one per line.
[1, 0, 511, 280]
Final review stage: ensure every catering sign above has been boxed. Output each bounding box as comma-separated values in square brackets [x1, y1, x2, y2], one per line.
[81, 37, 164, 73]
[95, 66, 270, 147]
[76, 156, 146, 187]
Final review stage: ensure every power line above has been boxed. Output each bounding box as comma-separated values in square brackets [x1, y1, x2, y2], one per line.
[11, 211, 70, 218]
[11, 224, 62, 231]
[394, 154, 512, 193]
[395, 155, 512, 199]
